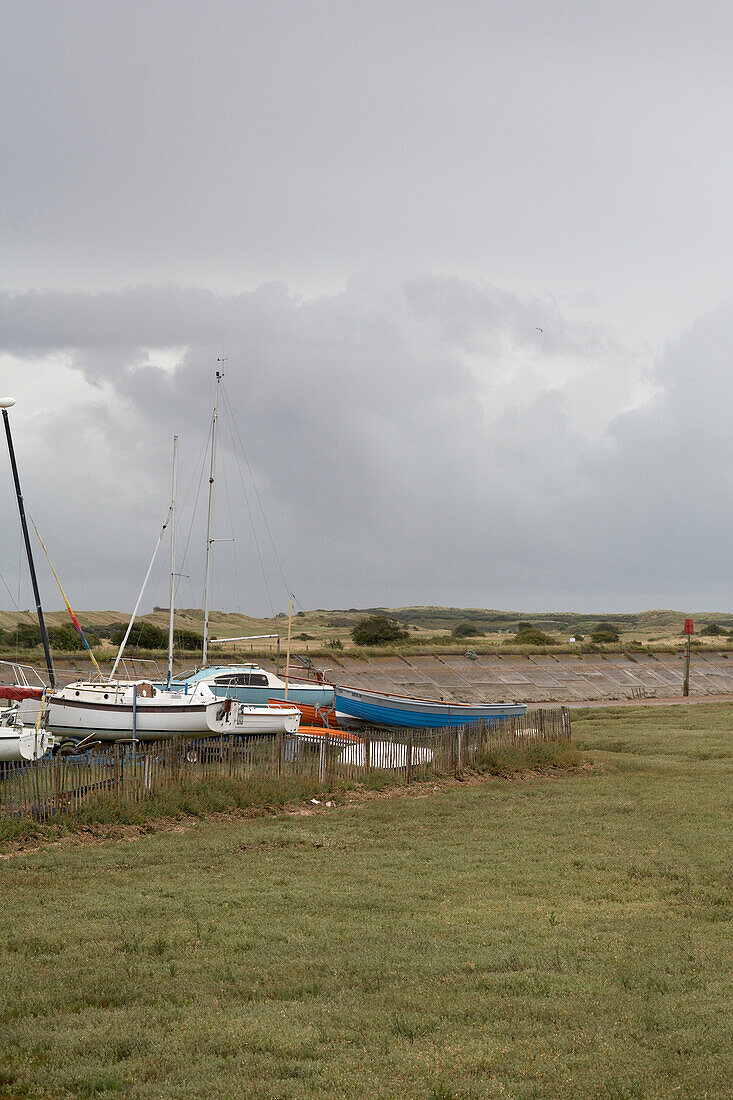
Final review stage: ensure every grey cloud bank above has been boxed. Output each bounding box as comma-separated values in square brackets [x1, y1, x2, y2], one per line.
[2, 1, 733, 613]
[4, 1, 733, 343]
[0, 277, 729, 615]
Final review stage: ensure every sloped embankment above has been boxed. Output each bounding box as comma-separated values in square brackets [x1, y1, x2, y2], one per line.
[323, 650, 733, 703]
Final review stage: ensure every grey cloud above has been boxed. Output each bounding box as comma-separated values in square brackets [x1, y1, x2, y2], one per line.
[0, 275, 657, 614]
[4, 2, 733, 347]
[2, 275, 733, 615]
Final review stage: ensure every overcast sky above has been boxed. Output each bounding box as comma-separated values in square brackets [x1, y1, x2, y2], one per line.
[2, 0, 733, 616]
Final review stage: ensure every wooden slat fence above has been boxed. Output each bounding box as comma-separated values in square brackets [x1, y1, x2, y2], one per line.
[0, 707, 570, 821]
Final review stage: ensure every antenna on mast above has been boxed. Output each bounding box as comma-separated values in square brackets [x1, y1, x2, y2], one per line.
[202, 369, 224, 665]
[166, 435, 178, 687]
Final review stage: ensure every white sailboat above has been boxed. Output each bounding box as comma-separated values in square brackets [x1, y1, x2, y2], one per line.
[44, 678, 300, 741]
[166, 371, 335, 715]
[42, 434, 301, 742]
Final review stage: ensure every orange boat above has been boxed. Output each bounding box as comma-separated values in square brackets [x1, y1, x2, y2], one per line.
[268, 698, 341, 729]
[293, 725, 363, 746]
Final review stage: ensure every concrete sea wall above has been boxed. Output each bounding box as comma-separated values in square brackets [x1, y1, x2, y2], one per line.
[315, 651, 733, 704]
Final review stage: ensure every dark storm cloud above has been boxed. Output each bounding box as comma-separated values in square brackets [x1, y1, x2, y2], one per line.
[0, 274, 684, 614]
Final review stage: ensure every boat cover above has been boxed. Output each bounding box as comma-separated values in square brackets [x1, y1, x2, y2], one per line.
[0, 684, 44, 701]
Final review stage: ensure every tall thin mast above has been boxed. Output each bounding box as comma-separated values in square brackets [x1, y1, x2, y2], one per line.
[284, 593, 293, 699]
[0, 400, 56, 689]
[167, 435, 178, 686]
[202, 370, 223, 666]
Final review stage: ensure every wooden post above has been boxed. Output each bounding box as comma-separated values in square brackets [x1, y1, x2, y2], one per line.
[405, 729, 413, 784]
[364, 731, 371, 776]
[33, 755, 43, 820]
[318, 737, 326, 784]
[276, 728, 283, 778]
[54, 754, 61, 815]
[683, 635, 691, 697]
[113, 742, 121, 798]
[457, 727, 464, 778]
[562, 706, 571, 740]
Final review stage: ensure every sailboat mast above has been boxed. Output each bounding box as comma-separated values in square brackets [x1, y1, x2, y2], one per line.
[0, 400, 56, 689]
[284, 593, 293, 699]
[167, 435, 178, 686]
[202, 370, 222, 666]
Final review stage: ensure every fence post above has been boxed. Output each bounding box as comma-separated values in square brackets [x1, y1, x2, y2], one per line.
[457, 726, 464, 778]
[54, 755, 61, 814]
[364, 731, 371, 777]
[406, 729, 413, 784]
[276, 728, 283, 778]
[113, 742, 121, 798]
[318, 736, 327, 784]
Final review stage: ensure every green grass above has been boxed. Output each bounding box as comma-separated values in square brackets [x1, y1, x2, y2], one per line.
[0, 741, 577, 845]
[0, 706, 731, 1098]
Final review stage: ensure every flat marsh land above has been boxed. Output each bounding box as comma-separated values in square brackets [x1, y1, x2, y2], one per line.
[1, 706, 731, 1099]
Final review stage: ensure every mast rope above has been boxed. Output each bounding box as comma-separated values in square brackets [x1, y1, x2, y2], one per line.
[109, 503, 173, 681]
[0, 564, 23, 613]
[29, 518, 103, 677]
[219, 444, 242, 613]
[222, 382, 290, 602]
[220, 396, 275, 617]
[173, 423, 211, 611]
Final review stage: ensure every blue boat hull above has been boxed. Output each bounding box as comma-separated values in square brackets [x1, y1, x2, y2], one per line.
[334, 689, 527, 729]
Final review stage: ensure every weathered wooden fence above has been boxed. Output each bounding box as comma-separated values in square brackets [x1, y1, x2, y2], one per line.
[0, 707, 570, 821]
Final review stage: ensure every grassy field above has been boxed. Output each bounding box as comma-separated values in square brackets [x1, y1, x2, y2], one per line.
[0, 705, 731, 1098]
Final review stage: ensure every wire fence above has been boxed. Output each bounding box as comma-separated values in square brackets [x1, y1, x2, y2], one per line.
[0, 707, 570, 822]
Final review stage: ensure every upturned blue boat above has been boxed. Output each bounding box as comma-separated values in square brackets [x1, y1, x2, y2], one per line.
[333, 686, 527, 729]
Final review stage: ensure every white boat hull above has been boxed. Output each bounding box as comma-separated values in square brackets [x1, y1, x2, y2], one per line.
[44, 680, 216, 741]
[45, 695, 211, 740]
[206, 700, 301, 736]
[44, 682, 301, 741]
[0, 705, 54, 761]
[0, 728, 54, 761]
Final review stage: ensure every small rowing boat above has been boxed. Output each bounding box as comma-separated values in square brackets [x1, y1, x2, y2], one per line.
[333, 686, 527, 729]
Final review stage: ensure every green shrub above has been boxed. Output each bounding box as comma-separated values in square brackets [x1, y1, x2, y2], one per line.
[8, 623, 42, 648]
[505, 627, 557, 646]
[700, 623, 728, 636]
[452, 622, 482, 638]
[351, 616, 409, 646]
[591, 630, 620, 644]
[111, 622, 202, 651]
[48, 626, 100, 651]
